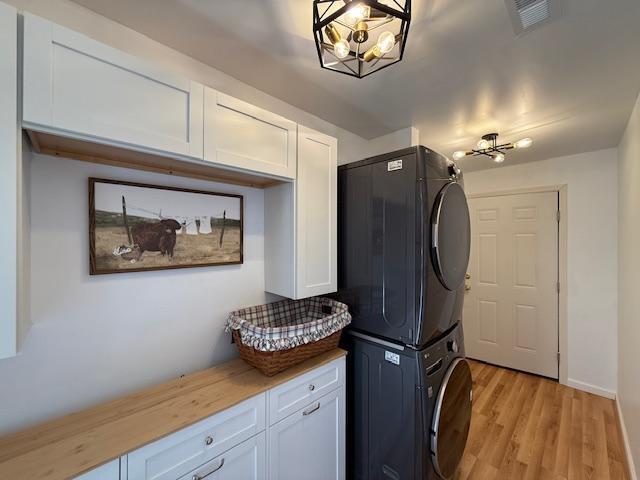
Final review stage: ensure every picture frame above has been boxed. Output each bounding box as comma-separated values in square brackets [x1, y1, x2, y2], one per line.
[89, 178, 243, 275]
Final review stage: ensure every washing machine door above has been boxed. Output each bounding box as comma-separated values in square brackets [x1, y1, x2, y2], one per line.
[431, 182, 471, 291]
[431, 357, 472, 479]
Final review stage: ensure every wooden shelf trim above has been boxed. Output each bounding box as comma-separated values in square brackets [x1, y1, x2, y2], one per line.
[26, 130, 285, 189]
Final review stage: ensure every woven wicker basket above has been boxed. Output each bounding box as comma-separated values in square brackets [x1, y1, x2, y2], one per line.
[226, 297, 351, 376]
[232, 329, 342, 376]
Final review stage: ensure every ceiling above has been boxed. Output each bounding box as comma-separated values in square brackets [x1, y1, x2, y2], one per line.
[70, 0, 640, 171]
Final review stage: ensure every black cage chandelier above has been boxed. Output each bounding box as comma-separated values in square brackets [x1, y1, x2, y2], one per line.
[313, 0, 411, 78]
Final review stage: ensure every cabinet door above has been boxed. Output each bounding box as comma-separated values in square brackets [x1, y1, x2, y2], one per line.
[0, 1, 19, 360]
[74, 459, 120, 480]
[204, 88, 296, 179]
[295, 127, 337, 298]
[264, 126, 337, 299]
[180, 432, 265, 480]
[22, 13, 204, 159]
[268, 388, 345, 480]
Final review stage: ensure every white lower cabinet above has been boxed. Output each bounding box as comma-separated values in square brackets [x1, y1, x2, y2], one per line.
[122, 358, 344, 480]
[179, 432, 265, 480]
[268, 388, 345, 480]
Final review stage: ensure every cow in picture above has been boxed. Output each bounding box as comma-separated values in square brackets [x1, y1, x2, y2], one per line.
[131, 219, 182, 258]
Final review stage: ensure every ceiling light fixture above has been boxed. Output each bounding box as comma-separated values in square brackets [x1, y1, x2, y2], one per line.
[453, 133, 533, 164]
[313, 0, 411, 79]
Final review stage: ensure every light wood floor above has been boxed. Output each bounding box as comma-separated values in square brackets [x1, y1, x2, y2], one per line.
[455, 360, 629, 480]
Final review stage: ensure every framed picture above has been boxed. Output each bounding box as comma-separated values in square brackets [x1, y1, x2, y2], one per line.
[89, 178, 243, 274]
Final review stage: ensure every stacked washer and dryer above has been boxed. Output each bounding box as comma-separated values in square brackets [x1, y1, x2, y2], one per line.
[336, 146, 473, 480]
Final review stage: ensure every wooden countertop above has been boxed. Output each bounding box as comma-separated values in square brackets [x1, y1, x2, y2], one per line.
[0, 349, 347, 480]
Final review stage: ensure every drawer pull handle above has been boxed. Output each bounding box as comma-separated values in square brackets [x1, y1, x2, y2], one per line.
[308, 384, 316, 391]
[204, 435, 214, 446]
[303, 402, 320, 416]
[192, 458, 225, 480]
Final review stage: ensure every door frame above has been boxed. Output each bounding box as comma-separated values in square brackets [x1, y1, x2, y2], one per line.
[466, 184, 568, 386]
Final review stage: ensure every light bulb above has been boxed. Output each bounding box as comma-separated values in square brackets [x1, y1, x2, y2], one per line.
[493, 153, 505, 163]
[514, 137, 533, 149]
[363, 45, 381, 62]
[376, 31, 396, 55]
[453, 151, 466, 160]
[344, 3, 370, 25]
[334, 39, 350, 59]
[477, 139, 490, 149]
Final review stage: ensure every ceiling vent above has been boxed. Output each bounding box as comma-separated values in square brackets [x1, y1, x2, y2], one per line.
[505, 0, 562, 34]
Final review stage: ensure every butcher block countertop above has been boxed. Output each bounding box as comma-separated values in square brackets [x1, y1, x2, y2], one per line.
[0, 348, 347, 480]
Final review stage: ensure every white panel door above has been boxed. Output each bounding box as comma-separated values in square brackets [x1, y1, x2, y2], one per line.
[264, 126, 337, 299]
[295, 126, 337, 298]
[203, 88, 297, 179]
[22, 13, 204, 158]
[463, 191, 559, 378]
[179, 433, 266, 480]
[268, 388, 345, 480]
[0, 1, 18, 360]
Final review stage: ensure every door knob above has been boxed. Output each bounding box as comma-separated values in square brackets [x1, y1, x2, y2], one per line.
[465, 284, 471, 291]
[465, 273, 471, 279]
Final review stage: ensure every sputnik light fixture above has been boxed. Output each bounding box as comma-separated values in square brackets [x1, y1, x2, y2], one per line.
[453, 133, 533, 163]
[313, 0, 411, 78]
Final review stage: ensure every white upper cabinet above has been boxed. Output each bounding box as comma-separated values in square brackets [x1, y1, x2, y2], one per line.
[296, 127, 337, 297]
[22, 13, 204, 159]
[265, 126, 337, 299]
[203, 88, 297, 179]
[0, 1, 29, 360]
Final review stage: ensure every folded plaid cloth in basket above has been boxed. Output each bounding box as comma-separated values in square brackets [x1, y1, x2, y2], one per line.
[225, 297, 351, 352]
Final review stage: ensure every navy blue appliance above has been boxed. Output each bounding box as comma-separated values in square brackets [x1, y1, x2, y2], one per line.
[336, 146, 473, 479]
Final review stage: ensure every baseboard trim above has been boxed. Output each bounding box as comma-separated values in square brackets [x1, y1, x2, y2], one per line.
[616, 397, 638, 480]
[566, 378, 616, 399]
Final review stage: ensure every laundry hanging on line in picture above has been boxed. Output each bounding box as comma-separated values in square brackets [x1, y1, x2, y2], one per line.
[126, 204, 226, 237]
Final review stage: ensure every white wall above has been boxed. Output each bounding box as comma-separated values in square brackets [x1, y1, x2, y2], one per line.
[0, 154, 272, 435]
[463, 148, 618, 396]
[618, 91, 640, 477]
[338, 126, 420, 165]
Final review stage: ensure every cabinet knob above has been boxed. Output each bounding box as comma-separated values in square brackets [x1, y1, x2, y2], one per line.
[204, 435, 213, 446]
[308, 384, 315, 391]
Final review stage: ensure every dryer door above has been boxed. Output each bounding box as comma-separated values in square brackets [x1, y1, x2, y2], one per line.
[431, 182, 471, 291]
[431, 357, 472, 479]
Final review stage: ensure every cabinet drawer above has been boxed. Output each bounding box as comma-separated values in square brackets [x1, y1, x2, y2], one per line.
[268, 358, 344, 425]
[127, 393, 266, 480]
[179, 432, 266, 480]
